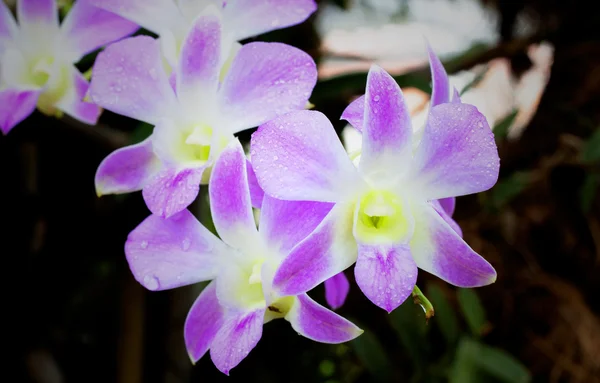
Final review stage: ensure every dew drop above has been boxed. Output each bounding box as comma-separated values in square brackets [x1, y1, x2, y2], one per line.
[143, 275, 160, 290]
[182, 238, 191, 251]
[373, 95, 380, 102]
[140, 240, 148, 249]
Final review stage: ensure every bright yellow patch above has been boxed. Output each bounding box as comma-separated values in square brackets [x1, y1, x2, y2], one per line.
[264, 296, 296, 323]
[36, 63, 70, 117]
[355, 190, 412, 243]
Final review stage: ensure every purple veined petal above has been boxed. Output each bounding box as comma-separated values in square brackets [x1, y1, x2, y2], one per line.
[324, 272, 350, 310]
[95, 136, 161, 196]
[210, 308, 265, 375]
[411, 202, 496, 287]
[438, 197, 456, 216]
[142, 165, 205, 218]
[176, 7, 221, 108]
[246, 159, 264, 209]
[222, 0, 317, 41]
[274, 202, 357, 296]
[452, 87, 462, 103]
[411, 103, 500, 200]
[54, 65, 101, 125]
[430, 200, 462, 238]
[0, 1, 18, 41]
[427, 44, 450, 107]
[89, 35, 176, 125]
[125, 210, 226, 291]
[340, 95, 365, 132]
[17, 0, 59, 32]
[354, 241, 418, 313]
[59, 0, 139, 61]
[0, 89, 41, 134]
[286, 294, 362, 343]
[87, 0, 182, 35]
[218, 42, 317, 131]
[251, 110, 365, 203]
[359, 65, 413, 180]
[185, 281, 225, 363]
[259, 195, 333, 256]
[209, 139, 259, 248]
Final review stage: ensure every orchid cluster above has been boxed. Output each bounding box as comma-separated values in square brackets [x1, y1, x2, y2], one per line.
[1, 0, 501, 376]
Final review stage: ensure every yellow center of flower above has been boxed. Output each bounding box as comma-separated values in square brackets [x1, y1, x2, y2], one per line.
[355, 190, 412, 243]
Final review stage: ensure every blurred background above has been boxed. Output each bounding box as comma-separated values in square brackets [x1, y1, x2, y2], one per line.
[2, 0, 599, 382]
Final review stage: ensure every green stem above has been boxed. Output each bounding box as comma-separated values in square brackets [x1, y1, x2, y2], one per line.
[411, 286, 435, 322]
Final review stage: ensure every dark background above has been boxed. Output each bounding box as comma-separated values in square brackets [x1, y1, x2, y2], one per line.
[2, 0, 599, 382]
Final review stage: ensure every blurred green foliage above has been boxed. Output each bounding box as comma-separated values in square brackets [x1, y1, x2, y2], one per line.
[347, 285, 530, 383]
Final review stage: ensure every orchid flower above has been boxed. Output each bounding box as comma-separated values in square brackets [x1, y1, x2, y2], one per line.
[0, 0, 138, 134]
[91, 7, 317, 218]
[251, 65, 500, 313]
[89, 0, 317, 66]
[343, 45, 464, 237]
[125, 139, 362, 374]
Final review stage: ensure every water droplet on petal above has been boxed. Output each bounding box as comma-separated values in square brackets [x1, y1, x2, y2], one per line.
[140, 240, 148, 249]
[182, 238, 191, 251]
[143, 275, 160, 290]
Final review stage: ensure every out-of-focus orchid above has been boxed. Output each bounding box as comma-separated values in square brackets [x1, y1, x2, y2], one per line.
[89, 0, 317, 66]
[251, 65, 500, 313]
[91, 7, 317, 218]
[125, 139, 362, 374]
[0, 0, 138, 134]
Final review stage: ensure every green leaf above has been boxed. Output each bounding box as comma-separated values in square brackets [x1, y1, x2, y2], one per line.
[449, 338, 483, 383]
[580, 174, 600, 212]
[581, 128, 600, 163]
[130, 122, 154, 144]
[489, 171, 530, 209]
[457, 289, 487, 337]
[349, 324, 393, 382]
[493, 109, 519, 141]
[477, 343, 531, 383]
[427, 284, 459, 345]
[450, 338, 530, 383]
[388, 298, 429, 369]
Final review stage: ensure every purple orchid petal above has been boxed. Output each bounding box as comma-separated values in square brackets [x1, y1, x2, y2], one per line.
[430, 200, 462, 237]
[259, 196, 333, 255]
[60, 0, 138, 61]
[125, 210, 225, 291]
[184, 281, 225, 363]
[219, 42, 317, 132]
[324, 272, 350, 310]
[359, 65, 413, 178]
[0, 1, 18, 41]
[411, 203, 496, 287]
[251, 110, 364, 202]
[286, 294, 362, 343]
[427, 44, 450, 107]
[95, 136, 161, 196]
[210, 308, 265, 375]
[438, 197, 456, 216]
[274, 203, 357, 296]
[223, 0, 317, 41]
[142, 165, 205, 218]
[354, 242, 418, 313]
[246, 159, 264, 209]
[89, 35, 176, 125]
[340, 95, 364, 132]
[54, 66, 101, 125]
[176, 8, 220, 107]
[17, 0, 58, 31]
[412, 103, 499, 200]
[452, 87, 462, 103]
[209, 139, 259, 247]
[88, 0, 181, 34]
[0, 89, 40, 134]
